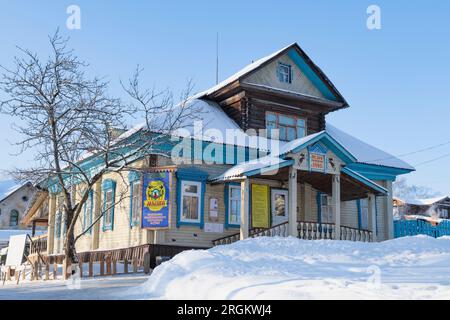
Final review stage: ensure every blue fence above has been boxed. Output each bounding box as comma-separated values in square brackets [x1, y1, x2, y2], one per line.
[394, 220, 450, 238]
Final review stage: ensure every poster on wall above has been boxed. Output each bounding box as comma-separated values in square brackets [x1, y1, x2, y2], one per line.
[251, 184, 270, 228]
[142, 172, 170, 229]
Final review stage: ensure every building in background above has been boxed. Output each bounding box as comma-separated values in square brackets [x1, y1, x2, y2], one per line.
[394, 196, 450, 224]
[0, 182, 36, 230]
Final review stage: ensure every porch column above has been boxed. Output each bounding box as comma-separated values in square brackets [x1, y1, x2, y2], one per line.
[332, 174, 341, 240]
[368, 193, 377, 242]
[91, 180, 102, 250]
[47, 194, 56, 254]
[288, 166, 298, 237]
[385, 180, 394, 240]
[240, 179, 250, 240]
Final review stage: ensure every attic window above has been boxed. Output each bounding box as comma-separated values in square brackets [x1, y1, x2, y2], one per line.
[277, 62, 292, 83]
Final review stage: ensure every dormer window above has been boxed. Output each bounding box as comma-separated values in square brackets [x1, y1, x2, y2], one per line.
[277, 62, 292, 83]
[266, 112, 306, 141]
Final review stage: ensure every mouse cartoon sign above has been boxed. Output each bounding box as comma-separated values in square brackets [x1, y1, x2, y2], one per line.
[142, 172, 170, 229]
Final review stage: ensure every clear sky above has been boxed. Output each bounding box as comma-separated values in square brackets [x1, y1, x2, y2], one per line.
[0, 1, 449, 195]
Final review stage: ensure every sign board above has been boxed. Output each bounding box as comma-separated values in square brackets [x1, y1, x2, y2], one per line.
[209, 198, 218, 221]
[251, 184, 270, 228]
[142, 172, 170, 229]
[310, 153, 325, 172]
[204, 223, 224, 233]
[5, 234, 27, 267]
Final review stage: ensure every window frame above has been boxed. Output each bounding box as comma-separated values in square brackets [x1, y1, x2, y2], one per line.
[358, 198, 369, 230]
[265, 111, 306, 141]
[318, 193, 334, 224]
[180, 180, 202, 224]
[83, 190, 94, 234]
[130, 179, 142, 228]
[277, 62, 292, 84]
[102, 179, 116, 232]
[9, 209, 19, 227]
[225, 184, 241, 227]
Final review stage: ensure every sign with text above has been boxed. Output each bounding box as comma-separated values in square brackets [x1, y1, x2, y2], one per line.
[251, 184, 270, 228]
[310, 153, 325, 172]
[142, 172, 170, 229]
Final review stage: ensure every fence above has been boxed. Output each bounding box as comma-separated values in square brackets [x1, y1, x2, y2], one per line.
[394, 219, 450, 238]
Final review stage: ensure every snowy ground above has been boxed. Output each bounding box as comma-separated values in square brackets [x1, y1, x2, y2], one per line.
[2, 236, 449, 300]
[0, 274, 149, 300]
[124, 236, 450, 300]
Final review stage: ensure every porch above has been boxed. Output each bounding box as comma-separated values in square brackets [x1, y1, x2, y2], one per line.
[212, 131, 387, 245]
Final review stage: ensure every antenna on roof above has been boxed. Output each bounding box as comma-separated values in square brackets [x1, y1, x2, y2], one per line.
[216, 32, 219, 85]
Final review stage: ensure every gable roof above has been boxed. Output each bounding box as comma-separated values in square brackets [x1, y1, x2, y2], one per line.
[0, 181, 33, 204]
[194, 43, 349, 109]
[326, 124, 415, 171]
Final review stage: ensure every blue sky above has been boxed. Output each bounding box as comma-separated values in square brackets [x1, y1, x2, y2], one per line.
[0, 1, 449, 195]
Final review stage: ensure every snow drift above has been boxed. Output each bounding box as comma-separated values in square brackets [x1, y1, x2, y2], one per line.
[126, 236, 450, 300]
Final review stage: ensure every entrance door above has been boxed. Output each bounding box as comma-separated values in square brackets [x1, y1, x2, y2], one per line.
[271, 189, 289, 226]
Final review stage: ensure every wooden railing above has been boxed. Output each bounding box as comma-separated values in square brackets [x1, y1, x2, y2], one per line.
[340, 225, 372, 242]
[212, 224, 289, 246]
[298, 221, 335, 240]
[213, 221, 373, 246]
[251, 222, 289, 238]
[30, 234, 48, 255]
[299, 221, 372, 242]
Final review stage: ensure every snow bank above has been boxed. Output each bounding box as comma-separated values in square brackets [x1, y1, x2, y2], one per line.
[125, 236, 450, 300]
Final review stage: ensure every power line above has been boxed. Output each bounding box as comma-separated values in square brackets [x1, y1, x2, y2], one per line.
[414, 153, 450, 167]
[369, 140, 450, 162]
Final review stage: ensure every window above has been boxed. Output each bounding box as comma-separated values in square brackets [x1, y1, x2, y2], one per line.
[130, 180, 142, 227]
[55, 212, 62, 238]
[277, 62, 292, 83]
[359, 199, 369, 230]
[83, 191, 93, 233]
[9, 209, 19, 227]
[102, 179, 116, 231]
[227, 185, 241, 225]
[271, 189, 289, 226]
[104, 190, 113, 228]
[319, 194, 334, 224]
[266, 112, 306, 141]
[180, 181, 202, 223]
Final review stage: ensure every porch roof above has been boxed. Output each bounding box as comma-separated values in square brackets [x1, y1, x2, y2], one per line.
[211, 132, 388, 200]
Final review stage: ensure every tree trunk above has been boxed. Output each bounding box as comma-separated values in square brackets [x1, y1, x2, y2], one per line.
[64, 209, 79, 267]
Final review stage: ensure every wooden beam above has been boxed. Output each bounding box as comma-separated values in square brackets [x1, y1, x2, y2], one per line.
[240, 179, 250, 240]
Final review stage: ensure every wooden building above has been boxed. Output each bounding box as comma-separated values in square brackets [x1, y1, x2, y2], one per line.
[27, 43, 415, 269]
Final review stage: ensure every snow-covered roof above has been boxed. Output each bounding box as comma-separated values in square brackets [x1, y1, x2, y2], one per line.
[326, 124, 415, 171]
[400, 196, 450, 206]
[193, 43, 295, 99]
[0, 182, 33, 203]
[212, 155, 289, 181]
[115, 99, 279, 152]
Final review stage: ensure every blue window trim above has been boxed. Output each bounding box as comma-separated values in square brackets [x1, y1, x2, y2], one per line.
[102, 179, 116, 232]
[316, 192, 322, 224]
[83, 190, 94, 234]
[176, 168, 208, 228]
[357, 199, 362, 230]
[129, 171, 142, 229]
[224, 182, 241, 229]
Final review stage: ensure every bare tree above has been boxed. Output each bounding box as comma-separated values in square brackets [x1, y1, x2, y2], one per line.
[0, 30, 198, 266]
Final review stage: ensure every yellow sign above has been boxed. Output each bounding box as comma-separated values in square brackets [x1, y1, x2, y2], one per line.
[144, 180, 168, 212]
[251, 184, 270, 228]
